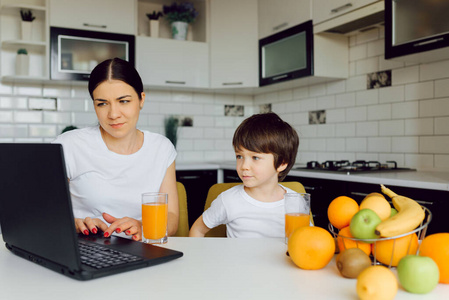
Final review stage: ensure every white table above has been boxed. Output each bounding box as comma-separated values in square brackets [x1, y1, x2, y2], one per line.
[0, 237, 448, 300]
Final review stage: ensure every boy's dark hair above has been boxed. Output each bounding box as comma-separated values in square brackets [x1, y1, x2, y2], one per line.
[88, 57, 143, 100]
[232, 112, 299, 181]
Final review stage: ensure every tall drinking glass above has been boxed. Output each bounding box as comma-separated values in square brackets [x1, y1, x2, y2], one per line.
[142, 192, 168, 244]
[285, 193, 311, 243]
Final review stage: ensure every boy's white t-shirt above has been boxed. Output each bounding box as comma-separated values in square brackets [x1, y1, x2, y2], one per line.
[202, 184, 298, 238]
[52, 126, 176, 222]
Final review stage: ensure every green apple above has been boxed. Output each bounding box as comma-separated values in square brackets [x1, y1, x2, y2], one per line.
[397, 255, 439, 294]
[349, 208, 381, 242]
[390, 207, 398, 217]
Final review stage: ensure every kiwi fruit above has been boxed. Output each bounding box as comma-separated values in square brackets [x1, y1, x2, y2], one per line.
[336, 248, 372, 278]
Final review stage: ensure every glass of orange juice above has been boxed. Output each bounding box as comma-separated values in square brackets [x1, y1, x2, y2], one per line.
[285, 193, 311, 243]
[142, 192, 168, 244]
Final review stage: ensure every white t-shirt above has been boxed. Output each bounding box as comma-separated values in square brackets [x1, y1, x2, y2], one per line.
[202, 184, 297, 238]
[52, 126, 176, 222]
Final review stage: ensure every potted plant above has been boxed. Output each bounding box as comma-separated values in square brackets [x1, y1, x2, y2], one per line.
[164, 116, 179, 148]
[146, 11, 163, 38]
[162, 2, 198, 40]
[16, 48, 29, 76]
[20, 9, 35, 40]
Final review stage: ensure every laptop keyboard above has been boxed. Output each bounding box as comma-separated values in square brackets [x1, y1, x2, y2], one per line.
[78, 240, 143, 269]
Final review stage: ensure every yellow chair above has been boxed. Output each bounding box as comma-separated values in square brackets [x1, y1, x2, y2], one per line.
[203, 181, 311, 237]
[174, 182, 189, 237]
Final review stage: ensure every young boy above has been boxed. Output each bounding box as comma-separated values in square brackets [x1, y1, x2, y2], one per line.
[189, 112, 301, 238]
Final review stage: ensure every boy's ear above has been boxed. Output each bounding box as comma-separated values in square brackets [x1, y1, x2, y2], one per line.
[276, 162, 288, 173]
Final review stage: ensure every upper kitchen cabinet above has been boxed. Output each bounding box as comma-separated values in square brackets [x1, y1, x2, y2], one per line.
[258, 0, 311, 39]
[0, 0, 48, 81]
[313, 0, 384, 34]
[49, 0, 135, 35]
[209, 0, 258, 89]
[136, 0, 209, 88]
[136, 37, 209, 88]
[385, 0, 449, 64]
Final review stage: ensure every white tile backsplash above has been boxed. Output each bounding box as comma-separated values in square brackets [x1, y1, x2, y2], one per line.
[1, 27, 449, 170]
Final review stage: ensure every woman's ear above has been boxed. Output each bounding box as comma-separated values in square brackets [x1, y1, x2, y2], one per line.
[140, 92, 146, 109]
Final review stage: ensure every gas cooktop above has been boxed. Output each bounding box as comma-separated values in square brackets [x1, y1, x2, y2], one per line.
[293, 160, 416, 174]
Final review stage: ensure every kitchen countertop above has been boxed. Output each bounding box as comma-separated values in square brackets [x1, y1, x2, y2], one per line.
[177, 162, 449, 191]
[1, 237, 448, 299]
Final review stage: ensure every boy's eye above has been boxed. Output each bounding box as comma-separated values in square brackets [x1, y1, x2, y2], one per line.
[236, 155, 242, 159]
[252, 156, 260, 160]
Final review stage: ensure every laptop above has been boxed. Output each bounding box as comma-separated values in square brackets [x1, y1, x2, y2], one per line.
[0, 143, 183, 280]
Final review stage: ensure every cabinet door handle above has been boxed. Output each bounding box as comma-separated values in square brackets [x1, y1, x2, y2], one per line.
[166, 81, 186, 85]
[350, 192, 369, 197]
[331, 3, 353, 13]
[222, 82, 243, 86]
[303, 186, 316, 191]
[414, 37, 444, 47]
[273, 22, 288, 31]
[178, 175, 201, 180]
[83, 23, 107, 29]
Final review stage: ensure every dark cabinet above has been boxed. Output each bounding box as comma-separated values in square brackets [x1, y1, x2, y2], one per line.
[346, 182, 449, 235]
[176, 170, 217, 228]
[223, 169, 241, 183]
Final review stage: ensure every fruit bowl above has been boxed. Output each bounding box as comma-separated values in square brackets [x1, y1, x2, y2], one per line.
[329, 206, 432, 268]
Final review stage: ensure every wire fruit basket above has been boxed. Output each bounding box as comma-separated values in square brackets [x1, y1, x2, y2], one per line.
[328, 206, 432, 268]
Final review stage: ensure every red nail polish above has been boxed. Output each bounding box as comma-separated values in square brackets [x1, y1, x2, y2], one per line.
[116, 228, 121, 233]
[132, 235, 137, 240]
[83, 230, 89, 235]
[125, 230, 131, 235]
[92, 228, 98, 234]
[104, 232, 109, 238]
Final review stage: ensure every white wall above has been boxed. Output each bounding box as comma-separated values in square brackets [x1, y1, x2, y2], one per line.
[256, 27, 449, 171]
[1, 26, 449, 170]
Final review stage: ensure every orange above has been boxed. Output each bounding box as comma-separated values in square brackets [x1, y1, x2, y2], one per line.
[419, 232, 449, 284]
[337, 226, 371, 256]
[357, 266, 398, 300]
[373, 233, 418, 267]
[288, 226, 335, 270]
[328, 196, 359, 229]
[360, 193, 391, 221]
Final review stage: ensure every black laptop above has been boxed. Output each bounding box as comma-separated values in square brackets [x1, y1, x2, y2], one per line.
[0, 143, 183, 280]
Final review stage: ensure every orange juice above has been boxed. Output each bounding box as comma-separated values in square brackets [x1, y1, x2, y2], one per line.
[142, 202, 168, 240]
[285, 213, 310, 238]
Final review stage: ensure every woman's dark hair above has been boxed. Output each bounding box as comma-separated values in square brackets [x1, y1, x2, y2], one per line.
[232, 112, 299, 181]
[88, 57, 143, 100]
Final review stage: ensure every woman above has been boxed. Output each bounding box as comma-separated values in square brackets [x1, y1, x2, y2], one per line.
[53, 58, 179, 241]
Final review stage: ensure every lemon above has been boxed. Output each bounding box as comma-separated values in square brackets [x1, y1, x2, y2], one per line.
[356, 266, 397, 300]
[360, 193, 391, 221]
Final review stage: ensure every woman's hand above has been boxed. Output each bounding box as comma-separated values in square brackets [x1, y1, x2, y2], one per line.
[75, 217, 108, 235]
[102, 212, 142, 241]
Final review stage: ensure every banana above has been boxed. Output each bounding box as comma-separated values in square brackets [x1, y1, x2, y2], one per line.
[374, 184, 425, 237]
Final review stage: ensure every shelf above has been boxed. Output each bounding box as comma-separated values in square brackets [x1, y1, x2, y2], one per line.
[1, 40, 46, 52]
[2, 75, 48, 83]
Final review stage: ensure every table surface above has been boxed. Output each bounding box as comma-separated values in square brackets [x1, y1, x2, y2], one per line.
[1, 237, 448, 300]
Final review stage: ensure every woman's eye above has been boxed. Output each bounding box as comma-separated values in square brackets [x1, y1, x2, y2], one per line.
[96, 102, 106, 107]
[120, 100, 130, 104]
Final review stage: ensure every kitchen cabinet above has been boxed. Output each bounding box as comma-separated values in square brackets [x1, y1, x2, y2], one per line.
[312, 0, 380, 25]
[286, 174, 449, 235]
[258, 0, 311, 39]
[346, 182, 449, 236]
[49, 0, 135, 35]
[209, 0, 258, 89]
[136, 37, 209, 88]
[0, 0, 48, 81]
[176, 170, 217, 228]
